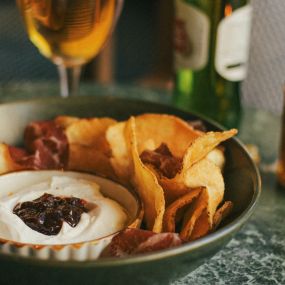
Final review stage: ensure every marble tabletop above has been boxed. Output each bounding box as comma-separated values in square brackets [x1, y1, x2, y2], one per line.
[0, 82, 283, 285]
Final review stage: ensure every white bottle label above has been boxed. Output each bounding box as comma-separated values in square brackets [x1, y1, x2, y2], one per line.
[174, 0, 210, 71]
[215, 5, 252, 81]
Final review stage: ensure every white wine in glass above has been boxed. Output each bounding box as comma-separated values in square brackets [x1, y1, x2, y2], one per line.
[17, 0, 123, 97]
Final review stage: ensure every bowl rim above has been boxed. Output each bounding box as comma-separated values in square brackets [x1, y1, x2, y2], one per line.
[0, 170, 143, 248]
[0, 95, 261, 267]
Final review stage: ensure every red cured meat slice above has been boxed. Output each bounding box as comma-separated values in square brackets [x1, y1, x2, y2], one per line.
[140, 143, 182, 179]
[134, 232, 183, 254]
[106, 228, 184, 257]
[8, 146, 35, 169]
[9, 121, 68, 169]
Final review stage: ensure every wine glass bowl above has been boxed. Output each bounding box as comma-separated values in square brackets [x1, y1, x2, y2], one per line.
[17, 0, 123, 97]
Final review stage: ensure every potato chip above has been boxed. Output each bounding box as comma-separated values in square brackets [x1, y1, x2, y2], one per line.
[159, 177, 189, 205]
[56, 116, 117, 178]
[134, 114, 202, 157]
[159, 130, 236, 204]
[163, 187, 203, 233]
[183, 158, 225, 226]
[106, 113, 201, 184]
[180, 193, 233, 241]
[180, 188, 209, 240]
[174, 158, 225, 240]
[212, 201, 233, 230]
[128, 117, 165, 233]
[106, 121, 132, 184]
[206, 147, 225, 169]
[180, 129, 237, 172]
[67, 144, 115, 179]
[61, 117, 116, 150]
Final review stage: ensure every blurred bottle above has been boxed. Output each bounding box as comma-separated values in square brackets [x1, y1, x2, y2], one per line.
[173, 0, 252, 128]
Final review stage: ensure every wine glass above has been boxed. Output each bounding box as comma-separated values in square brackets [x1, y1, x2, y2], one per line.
[17, 0, 124, 97]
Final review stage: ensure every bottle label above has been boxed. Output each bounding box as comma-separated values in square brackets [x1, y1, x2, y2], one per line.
[174, 0, 210, 71]
[215, 5, 252, 81]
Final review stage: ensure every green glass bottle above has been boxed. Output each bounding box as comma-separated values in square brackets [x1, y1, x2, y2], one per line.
[173, 0, 252, 128]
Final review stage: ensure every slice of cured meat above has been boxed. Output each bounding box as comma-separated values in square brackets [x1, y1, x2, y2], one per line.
[9, 120, 68, 170]
[105, 228, 184, 257]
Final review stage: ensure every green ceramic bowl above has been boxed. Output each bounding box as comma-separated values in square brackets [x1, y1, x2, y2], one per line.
[0, 96, 261, 285]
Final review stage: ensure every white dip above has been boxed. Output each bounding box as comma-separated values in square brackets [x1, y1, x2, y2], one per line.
[0, 175, 128, 245]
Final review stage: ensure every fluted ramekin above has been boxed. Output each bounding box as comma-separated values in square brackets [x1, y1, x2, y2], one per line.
[0, 170, 142, 261]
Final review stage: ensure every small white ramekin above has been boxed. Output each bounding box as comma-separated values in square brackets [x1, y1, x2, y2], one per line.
[0, 170, 142, 261]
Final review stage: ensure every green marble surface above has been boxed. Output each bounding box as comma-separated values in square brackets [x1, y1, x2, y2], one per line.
[0, 82, 283, 284]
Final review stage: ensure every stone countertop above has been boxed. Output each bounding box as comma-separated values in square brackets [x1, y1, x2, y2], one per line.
[0, 82, 283, 284]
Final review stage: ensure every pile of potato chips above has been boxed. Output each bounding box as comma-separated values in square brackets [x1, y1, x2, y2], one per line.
[61, 113, 236, 241]
[0, 113, 236, 241]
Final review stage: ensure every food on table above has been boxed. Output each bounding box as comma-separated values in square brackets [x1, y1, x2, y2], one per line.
[0, 113, 237, 256]
[126, 117, 165, 233]
[0, 174, 128, 245]
[104, 228, 184, 257]
[106, 114, 236, 239]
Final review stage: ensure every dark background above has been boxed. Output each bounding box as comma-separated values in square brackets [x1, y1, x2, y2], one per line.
[0, 0, 285, 113]
[0, 0, 173, 84]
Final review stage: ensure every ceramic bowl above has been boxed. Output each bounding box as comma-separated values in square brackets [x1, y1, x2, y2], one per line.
[0, 96, 261, 285]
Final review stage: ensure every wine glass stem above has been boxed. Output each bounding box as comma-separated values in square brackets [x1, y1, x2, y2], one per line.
[58, 65, 82, 98]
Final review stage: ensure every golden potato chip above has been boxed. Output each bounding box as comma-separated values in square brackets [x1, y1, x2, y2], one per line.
[63, 117, 116, 150]
[181, 129, 237, 172]
[184, 208, 209, 241]
[212, 201, 233, 230]
[134, 114, 202, 157]
[180, 199, 233, 240]
[163, 187, 203, 233]
[206, 147, 225, 169]
[106, 121, 133, 184]
[67, 144, 116, 179]
[180, 188, 209, 240]
[56, 116, 117, 178]
[106, 114, 202, 184]
[176, 158, 226, 241]
[128, 117, 165, 233]
[183, 158, 225, 226]
[160, 177, 189, 205]
[159, 130, 236, 204]
[106, 113, 203, 201]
